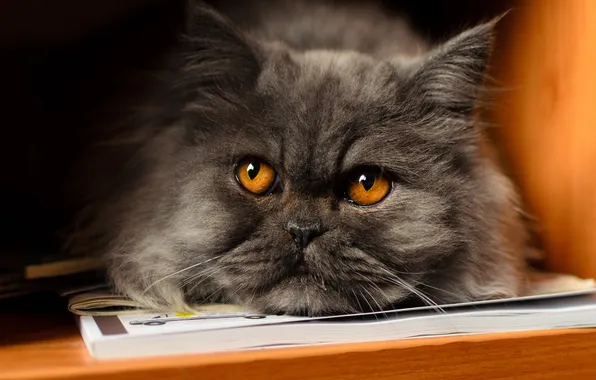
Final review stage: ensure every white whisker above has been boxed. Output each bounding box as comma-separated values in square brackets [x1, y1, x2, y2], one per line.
[187, 267, 224, 294]
[142, 255, 223, 294]
[369, 282, 393, 308]
[358, 288, 378, 320]
[179, 266, 217, 288]
[351, 289, 364, 313]
[416, 282, 461, 299]
[376, 266, 445, 314]
[361, 286, 386, 318]
[223, 283, 243, 304]
[202, 284, 227, 304]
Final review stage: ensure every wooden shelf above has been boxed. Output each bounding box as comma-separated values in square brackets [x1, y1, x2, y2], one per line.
[1, 294, 596, 380]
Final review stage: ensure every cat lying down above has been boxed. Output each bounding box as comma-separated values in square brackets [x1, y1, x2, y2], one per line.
[66, 1, 530, 316]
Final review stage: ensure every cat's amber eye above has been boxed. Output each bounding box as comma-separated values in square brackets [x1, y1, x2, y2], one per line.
[235, 157, 278, 195]
[345, 169, 391, 206]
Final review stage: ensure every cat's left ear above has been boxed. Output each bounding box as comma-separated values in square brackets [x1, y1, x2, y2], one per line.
[404, 17, 502, 116]
[171, 2, 262, 100]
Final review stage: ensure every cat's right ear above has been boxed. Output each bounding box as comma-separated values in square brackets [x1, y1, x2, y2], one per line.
[400, 17, 501, 118]
[174, 2, 261, 95]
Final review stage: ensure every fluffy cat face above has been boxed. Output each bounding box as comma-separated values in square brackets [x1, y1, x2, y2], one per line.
[93, 5, 525, 316]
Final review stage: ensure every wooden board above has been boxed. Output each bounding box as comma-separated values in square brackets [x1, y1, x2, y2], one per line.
[493, 0, 596, 278]
[1, 294, 596, 380]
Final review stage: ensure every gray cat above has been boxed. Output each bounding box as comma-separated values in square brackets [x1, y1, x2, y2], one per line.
[68, 0, 530, 316]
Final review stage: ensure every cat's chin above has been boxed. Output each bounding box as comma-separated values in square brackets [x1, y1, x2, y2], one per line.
[245, 276, 407, 317]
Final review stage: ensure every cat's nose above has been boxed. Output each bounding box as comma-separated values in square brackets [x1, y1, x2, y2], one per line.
[286, 221, 324, 249]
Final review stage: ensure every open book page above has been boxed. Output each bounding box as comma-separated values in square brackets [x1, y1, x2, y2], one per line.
[77, 290, 596, 359]
[117, 313, 310, 336]
[67, 292, 251, 316]
[526, 269, 595, 294]
[80, 290, 596, 352]
[67, 270, 596, 316]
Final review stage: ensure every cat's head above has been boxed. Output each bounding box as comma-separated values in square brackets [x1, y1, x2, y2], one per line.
[98, 5, 523, 316]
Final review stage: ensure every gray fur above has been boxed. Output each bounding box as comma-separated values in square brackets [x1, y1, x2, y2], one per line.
[68, 0, 528, 315]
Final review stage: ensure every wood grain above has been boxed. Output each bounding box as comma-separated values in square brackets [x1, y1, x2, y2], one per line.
[493, 0, 596, 278]
[1, 294, 596, 380]
[3, 317, 596, 380]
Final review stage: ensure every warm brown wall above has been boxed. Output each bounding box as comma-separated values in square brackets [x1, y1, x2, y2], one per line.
[493, 0, 596, 278]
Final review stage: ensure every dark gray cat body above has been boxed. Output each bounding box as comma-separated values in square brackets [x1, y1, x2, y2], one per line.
[69, 0, 528, 315]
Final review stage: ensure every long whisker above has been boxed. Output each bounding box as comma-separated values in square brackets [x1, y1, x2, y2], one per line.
[179, 265, 222, 288]
[390, 269, 431, 276]
[361, 286, 387, 318]
[244, 286, 259, 311]
[399, 279, 445, 314]
[142, 255, 223, 294]
[369, 282, 394, 309]
[186, 267, 224, 294]
[201, 283, 227, 304]
[351, 289, 365, 313]
[416, 282, 462, 299]
[222, 278, 245, 305]
[385, 274, 444, 312]
[358, 288, 378, 320]
[376, 267, 445, 314]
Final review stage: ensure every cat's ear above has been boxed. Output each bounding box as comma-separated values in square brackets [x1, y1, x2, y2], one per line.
[404, 17, 501, 116]
[174, 2, 261, 94]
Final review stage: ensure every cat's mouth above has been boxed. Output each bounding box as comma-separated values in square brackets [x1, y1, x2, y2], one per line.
[286, 260, 309, 277]
[250, 271, 413, 316]
[225, 247, 417, 316]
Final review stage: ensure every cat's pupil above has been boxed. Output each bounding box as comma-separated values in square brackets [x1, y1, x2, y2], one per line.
[247, 162, 261, 180]
[359, 174, 375, 191]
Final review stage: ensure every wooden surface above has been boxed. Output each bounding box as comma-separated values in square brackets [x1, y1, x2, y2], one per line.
[493, 0, 596, 278]
[1, 294, 596, 380]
